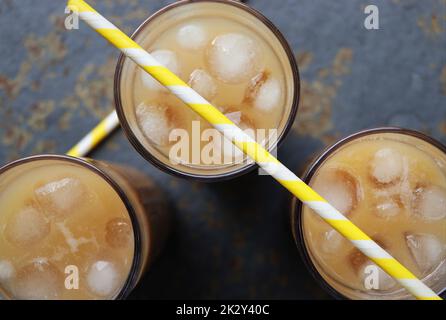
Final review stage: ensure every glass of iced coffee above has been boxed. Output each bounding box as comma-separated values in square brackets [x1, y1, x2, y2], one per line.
[0, 155, 170, 300]
[291, 128, 446, 299]
[115, 0, 300, 180]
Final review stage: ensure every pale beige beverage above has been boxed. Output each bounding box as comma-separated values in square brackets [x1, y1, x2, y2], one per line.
[0, 156, 170, 300]
[292, 129, 446, 299]
[116, 0, 299, 179]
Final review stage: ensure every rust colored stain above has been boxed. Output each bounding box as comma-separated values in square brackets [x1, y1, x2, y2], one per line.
[417, 14, 444, 37]
[295, 80, 335, 137]
[293, 48, 353, 145]
[2, 126, 31, 150]
[0, 3, 153, 156]
[72, 57, 116, 118]
[296, 51, 313, 72]
[0, 62, 31, 99]
[441, 65, 446, 95]
[56, 56, 116, 134]
[1, 125, 32, 161]
[1, 100, 56, 159]
[31, 139, 57, 155]
[24, 32, 67, 67]
[28, 101, 55, 131]
[332, 48, 353, 76]
[0, 17, 68, 101]
[440, 121, 446, 135]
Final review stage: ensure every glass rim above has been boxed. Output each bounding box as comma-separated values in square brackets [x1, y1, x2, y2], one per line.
[290, 127, 446, 299]
[0, 154, 142, 300]
[114, 0, 301, 181]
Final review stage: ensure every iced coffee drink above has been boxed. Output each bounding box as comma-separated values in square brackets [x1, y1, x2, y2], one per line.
[0, 155, 170, 300]
[291, 128, 446, 299]
[115, 0, 299, 179]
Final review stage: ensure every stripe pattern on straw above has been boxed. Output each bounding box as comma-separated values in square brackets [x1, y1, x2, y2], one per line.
[67, 111, 119, 157]
[67, 0, 441, 300]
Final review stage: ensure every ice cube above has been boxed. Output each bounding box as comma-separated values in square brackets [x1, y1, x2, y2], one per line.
[374, 196, 402, 219]
[5, 204, 50, 247]
[245, 71, 282, 112]
[245, 71, 267, 100]
[136, 102, 175, 146]
[188, 69, 217, 101]
[253, 77, 281, 112]
[321, 229, 346, 254]
[35, 178, 87, 220]
[312, 168, 360, 216]
[87, 261, 120, 297]
[412, 185, 446, 221]
[206, 33, 261, 84]
[406, 233, 445, 275]
[359, 262, 397, 291]
[0, 260, 15, 282]
[140, 50, 181, 91]
[177, 24, 208, 50]
[105, 218, 132, 249]
[370, 148, 404, 184]
[12, 259, 62, 300]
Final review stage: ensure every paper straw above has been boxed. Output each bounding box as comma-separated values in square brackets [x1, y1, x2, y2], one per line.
[67, 0, 441, 300]
[67, 110, 119, 157]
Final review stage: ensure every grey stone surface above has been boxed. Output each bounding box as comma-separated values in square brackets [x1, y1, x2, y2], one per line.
[0, 0, 445, 299]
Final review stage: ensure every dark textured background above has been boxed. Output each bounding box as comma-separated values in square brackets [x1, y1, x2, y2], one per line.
[0, 0, 445, 299]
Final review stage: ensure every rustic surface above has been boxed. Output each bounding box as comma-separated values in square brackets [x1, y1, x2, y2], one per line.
[0, 0, 445, 299]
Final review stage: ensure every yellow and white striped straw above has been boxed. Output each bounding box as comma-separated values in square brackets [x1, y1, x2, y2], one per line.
[67, 0, 441, 299]
[67, 110, 119, 157]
